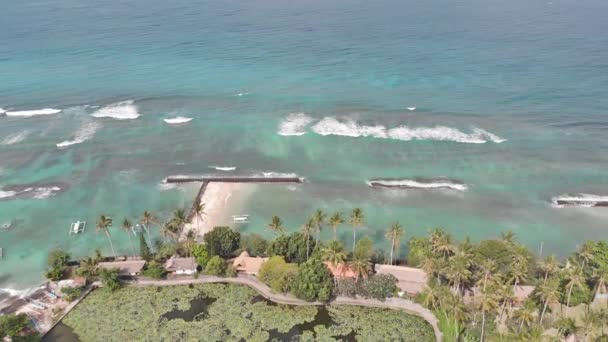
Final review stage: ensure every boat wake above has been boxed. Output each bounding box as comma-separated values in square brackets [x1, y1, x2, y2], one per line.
[1, 131, 29, 145]
[164, 116, 192, 124]
[56, 122, 101, 148]
[5, 108, 61, 117]
[551, 194, 608, 208]
[278, 113, 315, 136]
[367, 178, 468, 191]
[312, 117, 506, 144]
[91, 100, 140, 120]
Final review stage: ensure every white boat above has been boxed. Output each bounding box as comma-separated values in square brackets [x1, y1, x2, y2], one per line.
[232, 214, 250, 224]
[164, 116, 192, 124]
[407, 107, 416, 111]
[69, 220, 86, 235]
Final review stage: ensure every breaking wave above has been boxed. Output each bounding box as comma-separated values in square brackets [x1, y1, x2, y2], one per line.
[164, 116, 192, 124]
[91, 100, 140, 120]
[56, 122, 101, 148]
[310, 117, 506, 144]
[0, 108, 5, 115]
[210, 166, 236, 171]
[0, 185, 63, 200]
[367, 178, 468, 191]
[278, 113, 315, 136]
[0, 190, 18, 199]
[551, 194, 608, 208]
[1, 131, 29, 145]
[5, 108, 61, 117]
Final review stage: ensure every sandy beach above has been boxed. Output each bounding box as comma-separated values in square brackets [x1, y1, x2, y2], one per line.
[180, 182, 257, 241]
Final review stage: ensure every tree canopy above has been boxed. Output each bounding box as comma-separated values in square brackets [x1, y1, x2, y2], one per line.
[204, 226, 241, 257]
[293, 257, 333, 302]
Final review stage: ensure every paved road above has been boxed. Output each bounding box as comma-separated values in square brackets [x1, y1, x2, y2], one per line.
[131, 274, 443, 341]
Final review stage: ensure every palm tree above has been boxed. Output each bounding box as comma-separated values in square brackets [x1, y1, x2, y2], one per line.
[171, 208, 187, 236]
[581, 310, 599, 341]
[445, 256, 472, 295]
[184, 230, 196, 257]
[478, 259, 497, 291]
[96, 215, 116, 257]
[121, 217, 136, 257]
[513, 300, 538, 333]
[385, 222, 404, 265]
[593, 265, 608, 306]
[349, 208, 364, 252]
[509, 255, 529, 291]
[578, 242, 595, 271]
[301, 218, 314, 260]
[420, 281, 443, 310]
[140, 210, 157, 245]
[328, 212, 344, 241]
[193, 202, 205, 232]
[312, 209, 326, 243]
[321, 241, 347, 274]
[539, 255, 560, 284]
[429, 228, 455, 259]
[349, 255, 370, 281]
[501, 230, 516, 247]
[420, 257, 441, 283]
[537, 278, 560, 324]
[564, 264, 586, 308]
[553, 317, 578, 339]
[267, 216, 285, 235]
[478, 290, 499, 342]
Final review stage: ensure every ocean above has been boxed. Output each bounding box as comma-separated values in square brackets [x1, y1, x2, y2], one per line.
[1, 0, 608, 291]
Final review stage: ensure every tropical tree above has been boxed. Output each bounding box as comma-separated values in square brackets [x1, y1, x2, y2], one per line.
[501, 230, 517, 247]
[539, 255, 560, 284]
[593, 265, 608, 305]
[140, 210, 157, 246]
[321, 241, 347, 266]
[329, 212, 344, 241]
[193, 202, 205, 231]
[301, 218, 315, 260]
[537, 277, 560, 323]
[564, 264, 586, 307]
[312, 209, 326, 243]
[420, 256, 441, 283]
[121, 217, 136, 257]
[509, 254, 529, 291]
[349, 208, 364, 252]
[478, 290, 499, 342]
[429, 228, 455, 259]
[349, 255, 371, 281]
[184, 230, 197, 257]
[267, 215, 285, 235]
[171, 208, 187, 237]
[581, 310, 599, 341]
[96, 215, 116, 257]
[513, 300, 538, 333]
[553, 317, 578, 339]
[385, 222, 404, 265]
[578, 242, 595, 271]
[420, 281, 444, 310]
[444, 255, 472, 294]
[478, 259, 498, 291]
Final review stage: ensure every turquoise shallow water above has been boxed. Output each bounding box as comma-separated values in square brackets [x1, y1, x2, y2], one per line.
[2, 0, 608, 290]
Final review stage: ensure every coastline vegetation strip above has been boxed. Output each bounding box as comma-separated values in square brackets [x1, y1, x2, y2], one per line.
[62, 284, 435, 342]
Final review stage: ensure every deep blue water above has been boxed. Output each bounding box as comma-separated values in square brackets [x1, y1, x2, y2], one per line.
[1, 0, 608, 290]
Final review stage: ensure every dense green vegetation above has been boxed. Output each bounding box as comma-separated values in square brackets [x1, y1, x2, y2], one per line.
[62, 284, 433, 342]
[45, 249, 71, 281]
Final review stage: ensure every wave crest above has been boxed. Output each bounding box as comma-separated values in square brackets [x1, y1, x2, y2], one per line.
[6, 108, 61, 117]
[309, 117, 505, 144]
[367, 178, 468, 191]
[1, 131, 29, 145]
[278, 113, 315, 136]
[91, 100, 140, 120]
[164, 116, 192, 124]
[210, 166, 236, 171]
[56, 122, 101, 148]
[551, 194, 608, 208]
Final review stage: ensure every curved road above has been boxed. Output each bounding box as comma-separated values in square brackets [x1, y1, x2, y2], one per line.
[132, 274, 443, 341]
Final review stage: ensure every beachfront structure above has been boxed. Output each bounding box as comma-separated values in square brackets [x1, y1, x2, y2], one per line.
[464, 285, 536, 304]
[164, 255, 197, 275]
[375, 264, 428, 295]
[98, 260, 146, 277]
[324, 262, 357, 279]
[231, 251, 268, 275]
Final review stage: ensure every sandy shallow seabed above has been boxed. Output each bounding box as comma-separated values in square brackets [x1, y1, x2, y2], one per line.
[181, 182, 258, 241]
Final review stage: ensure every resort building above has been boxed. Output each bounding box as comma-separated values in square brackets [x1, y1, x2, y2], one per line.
[324, 262, 357, 279]
[464, 285, 536, 304]
[231, 251, 268, 275]
[164, 256, 197, 275]
[98, 260, 146, 277]
[374, 264, 428, 295]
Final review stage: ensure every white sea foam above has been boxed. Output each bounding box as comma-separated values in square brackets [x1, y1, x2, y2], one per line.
[31, 187, 61, 199]
[210, 166, 236, 171]
[261, 172, 300, 178]
[56, 122, 101, 148]
[0, 286, 39, 298]
[0, 108, 6, 115]
[1, 131, 29, 145]
[5, 108, 61, 117]
[278, 113, 315, 136]
[91, 100, 140, 120]
[0, 190, 18, 199]
[367, 179, 468, 191]
[235, 92, 250, 97]
[164, 116, 192, 124]
[551, 194, 608, 208]
[310, 117, 506, 144]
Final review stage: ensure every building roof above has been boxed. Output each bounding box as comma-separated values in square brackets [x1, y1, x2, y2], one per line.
[98, 260, 146, 275]
[513, 285, 536, 301]
[324, 262, 357, 279]
[164, 256, 197, 271]
[375, 264, 428, 294]
[232, 251, 268, 274]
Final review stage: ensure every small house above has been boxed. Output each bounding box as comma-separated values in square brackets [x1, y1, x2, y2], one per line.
[164, 256, 197, 275]
[232, 251, 268, 275]
[324, 262, 357, 279]
[98, 260, 146, 277]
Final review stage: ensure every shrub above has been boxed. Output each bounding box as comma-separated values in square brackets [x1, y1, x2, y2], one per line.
[99, 268, 122, 292]
[204, 226, 241, 257]
[0, 313, 29, 338]
[258, 256, 298, 293]
[61, 286, 84, 302]
[335, 278, 359, 298]
[205, 256, 227, 276]
[156, 242, 178, 261]
[293, 258, 332, 302]
[142, 261, 166, 279]
[366, 274, 398, 301]
[192, 244, 210, 269]
[225, 264, 237, 278]
[45, 249, 71, 281]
